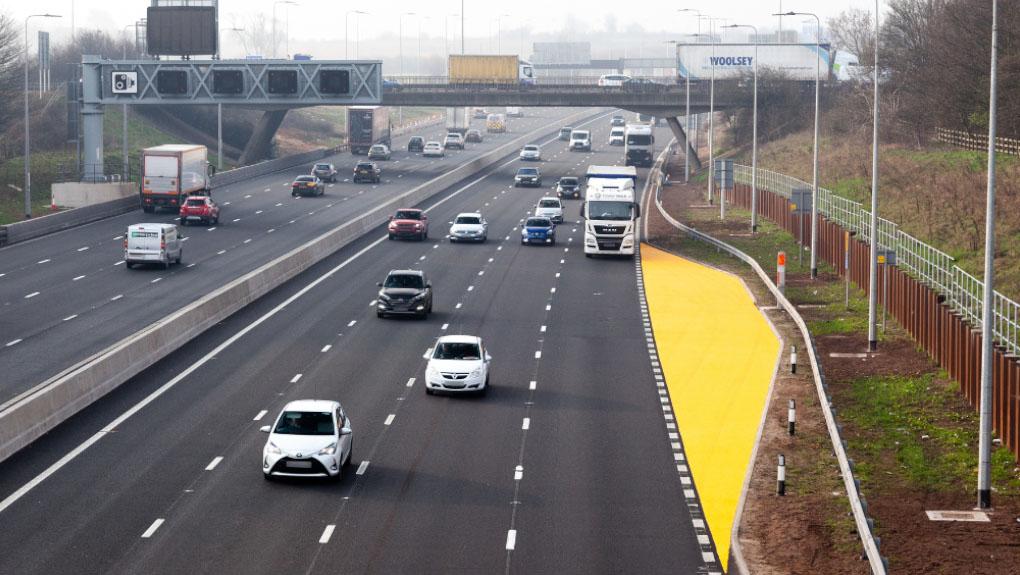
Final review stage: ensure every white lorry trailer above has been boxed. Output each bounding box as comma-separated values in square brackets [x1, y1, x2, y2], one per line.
[140, 144, 211, 213]
[676, 43, 832, 81]
[445, 107, 471, 135]
[582, 165, 640, 257]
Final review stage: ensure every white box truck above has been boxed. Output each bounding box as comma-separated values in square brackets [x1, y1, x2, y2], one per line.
[676, 43, 832, 81]
[624, 124, 655, 167]
[582, 166, 640, 257]
[124, 223, 183, 269]
[140, 145, 211, 213]
[348, 106, 391, 154]
[445, 107, 471, 135]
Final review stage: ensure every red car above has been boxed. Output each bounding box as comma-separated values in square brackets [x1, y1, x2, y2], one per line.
[388, 208, 429, 241]
[178, 195, 220, 225]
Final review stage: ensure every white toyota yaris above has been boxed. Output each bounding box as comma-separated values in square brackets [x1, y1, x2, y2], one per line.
[424, 335, 492, 395]
[261, 399, 353, 480]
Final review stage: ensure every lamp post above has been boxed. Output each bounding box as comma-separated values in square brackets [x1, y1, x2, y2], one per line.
[778, 10, 821, 277]
[399, 12, 416, 76]
[272, 1, 296, 59]
[417, 15, 430, 76]
[977, 0, 999, 511]
[695, 16, 720, 208]
[122, 23, 134, 180]
[461, 0, 465, 54]
[345, 11, 367, 59]
[23, 13, 61, 220]
[496, 14, 510, 54]
[445, 13, 459, 59]
[867, 1, 881, 351]
[724, 24, 759, 232]
[678, 9, 702, 184]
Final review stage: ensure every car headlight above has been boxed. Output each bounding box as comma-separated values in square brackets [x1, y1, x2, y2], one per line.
[266, 441, 282, 455]
[426, 364, 439, 378]
[521, 229, 528, 236]
[470, 367, 482, 377]
[378, 292, 390, 302]
[318, 442, 337, 456]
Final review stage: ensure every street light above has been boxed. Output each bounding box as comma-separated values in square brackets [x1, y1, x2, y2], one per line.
[345, 11, 368, 59]
[122, 23, 135, 180]
[777, 10, 821, 277]
[219, 27, 244, 59]
[272, 1, 296, 59]
[678, 9, 702, 184]
[445, 13, 459, 58]
[23, 13, 61, 220]
[696, 16, 723, 209]
[418, 15, 431, 76]
[460, 0, 465, 54]
[399, 12, 416, 76]
[977, 0, 999, 511]
[724, 23, 759, 233]
[867, 0, 881, 352]
[496, 14, 511, 54]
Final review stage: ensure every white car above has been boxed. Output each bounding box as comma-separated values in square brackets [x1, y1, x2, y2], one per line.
[535, 196, 564, 223]
[423, 141, 445, 157]
[598, 74, 632, 87]
[444, 132, 465, 150]
[424, 335, 492, 395]
[519, 145, 542, 161]
[125, 223, 183, 269]
[609, 127, 625, 146]
[448, 212, 488, 242]
[260, 399, 353, 480]
[569, 129, 592, 152]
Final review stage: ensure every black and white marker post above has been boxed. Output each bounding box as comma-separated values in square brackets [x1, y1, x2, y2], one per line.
[790, 345, 797, 374]
[777, 454, 787, 496]
[788, 399, 796, 436]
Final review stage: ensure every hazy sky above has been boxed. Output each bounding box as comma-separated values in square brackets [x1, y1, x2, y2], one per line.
[11, 0, 882, 57]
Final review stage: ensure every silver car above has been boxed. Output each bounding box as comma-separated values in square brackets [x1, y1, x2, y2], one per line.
[519, 145, 542, 161]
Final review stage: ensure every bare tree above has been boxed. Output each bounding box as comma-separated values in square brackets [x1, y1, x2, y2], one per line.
[828, 8, 876, 66]
[234, 13, 276, 58]
[0, 13, 20, 144]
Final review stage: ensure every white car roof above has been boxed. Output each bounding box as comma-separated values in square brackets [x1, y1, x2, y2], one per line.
[425, 141, 441, 146]
[455, 212, 482, 218]
[539, 196, 560, 203]
[282, 399, 340, 412]
[129, 223, 176, 231]
[436, 334, 482, 345]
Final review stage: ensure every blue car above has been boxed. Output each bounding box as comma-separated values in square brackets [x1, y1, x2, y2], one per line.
[521, 216, 556, 245]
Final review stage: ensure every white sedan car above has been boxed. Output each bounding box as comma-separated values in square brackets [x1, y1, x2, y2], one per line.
[535, 196, 564, 223]
[423, 141, 445, 157]
[519, 144, 542, 161]
[597, 73, 632, 87]
[261, 399, 353, 480]
[448, 212, 488, 243]
[424, 335, 492, 395]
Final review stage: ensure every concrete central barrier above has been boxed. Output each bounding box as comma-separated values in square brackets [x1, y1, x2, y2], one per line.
[0, 109, 602, 463]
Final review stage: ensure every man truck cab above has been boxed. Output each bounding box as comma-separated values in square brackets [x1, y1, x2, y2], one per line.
[581, 166, 640, 257]
[624, 124, 655, 167]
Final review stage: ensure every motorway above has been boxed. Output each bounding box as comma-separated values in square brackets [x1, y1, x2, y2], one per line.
[0, 113, 714, 573]
[0, 108, 589, 402]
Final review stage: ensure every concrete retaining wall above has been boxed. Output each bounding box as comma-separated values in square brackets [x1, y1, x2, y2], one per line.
[52, 182, 137, 208]
[0, 109, 598, 463]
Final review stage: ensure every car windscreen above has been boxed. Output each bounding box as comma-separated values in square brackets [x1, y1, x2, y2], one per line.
[394, 210, 421, 220]
[588, 200, 633, 221]
[314, 164, 331, 170]
[356, 163, 373, 169]
[273, 411, 334, 435]
[518, 168, 538, 175]
[455, 216, 481, 225]
[627, 134, 653, 146]
[572, 132, 589, 138]
[539, 200, 559, 208]
[559, 178, 578, 186]
[185, 198, 206, 207]
[433, 342, 481, 360]
[410, 137, 423, 143]
[523, 146, 539, 151]
[295, 176, 314, 182]
[384, 274, 423, 289]
[370, 146, 385, 151]
[526, 218, 551, 227]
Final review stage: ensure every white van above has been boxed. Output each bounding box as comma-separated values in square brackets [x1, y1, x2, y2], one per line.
[569, 129, 591, 151]
[125, 223, 183, 269]
[609, 127, 625, 146]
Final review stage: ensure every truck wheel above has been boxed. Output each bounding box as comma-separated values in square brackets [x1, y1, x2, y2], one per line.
[143, 206, 154, 214]
[176, 251, 182, 264]
[163, 260, 170, 270]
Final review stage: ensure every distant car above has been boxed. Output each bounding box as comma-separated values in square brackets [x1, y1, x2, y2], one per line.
[388, 208, 429, 241]
[519, 144, 542, 161]
[609, 127, 626, 146]
[382, 78, 402, 89]
[444, 132, 465, 150]
[424, 335, 491, 395]
[610, 115, 626, 127]
[353, 161, 381, 184]
[178, 195, 220, 226]
[423, 141, 445, 157]
[556, 176, 581, 199]
[260, 399, 353, 480]
[514, 167, 542, 187]
[472, 108, 488, 119]
[598, 74, 632, 87]
[292, 175, 325, 197]
[569, 129, 592, 152]
[368, 144, 391, 160]
[407, 136, 425, 153]
[465, 129, 483, 143]
[521, 216, 556, 245]
[625, 77, 660, 86]
[376, 269, 433, 318]
[448, 212, 488, 243]
[558, 126, 573, 141]
[535, 196, 564, 223]
[312, 163, 338, 183]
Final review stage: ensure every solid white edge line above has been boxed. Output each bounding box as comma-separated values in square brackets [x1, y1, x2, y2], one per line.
[141, 518, 165, 538]
[205, 456, 223, 471]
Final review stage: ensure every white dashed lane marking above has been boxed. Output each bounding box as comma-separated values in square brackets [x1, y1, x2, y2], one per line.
[141, 519, 165, 539]
[253, 410, 268, 421]
[290, 373, 303, 383]
[205, 456, 223, 471]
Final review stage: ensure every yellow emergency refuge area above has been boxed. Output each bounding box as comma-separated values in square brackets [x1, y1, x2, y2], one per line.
[640, 243, 781, 572]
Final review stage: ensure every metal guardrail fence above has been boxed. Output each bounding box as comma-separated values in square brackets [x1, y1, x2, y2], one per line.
[734, 164, 1020, 356]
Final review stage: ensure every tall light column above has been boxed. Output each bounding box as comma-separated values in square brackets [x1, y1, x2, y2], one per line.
[867, 1, 881, 351]
[399, 12, 416, 76]
[122, 24, 134, 179]
[345, 11, 367, 59]
[272, 1, 296, 59]
[977, 0, 999, 511]
[23, 13, 61, 220]
[678, 9, 702, 184]
[725, 24, 759, 232]
[497, 14, 510, 53]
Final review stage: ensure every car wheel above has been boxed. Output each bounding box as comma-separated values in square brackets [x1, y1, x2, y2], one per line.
[180, 218, 187, 226]
[345, 443, 354, 467]
[176, 251, 182, 264]
[376, 311, 385, 318]
[163, 260, 170, 270]
[263, 472, 274, 481]
[291, 192, 298, 197]
[213, 216, 219, 225]
[585, 253, 593, 258]
[388, 234, 394, 240]
[550, 238, 556, 246]
[419, 231, 426, 241]
[426, 387, 435, 396]
[125, 262, 133, 269]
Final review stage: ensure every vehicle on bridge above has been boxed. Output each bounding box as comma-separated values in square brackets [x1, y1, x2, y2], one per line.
[582, 166, 639, 257]
[448, 212, 488, 243]
[291, 175, 325, 196]
[140, 145, 211, 214]
[124, 223, 183, 269]
[312, 162, 338, 183]
[569, 129, 592, 152]
[521, 216, 556, 245]
[347, 106, 391, 155]
[368, 144, 392, 161]
[448, 54, 535, 85]
[388, 208, 429, 241]
[625, 124, 655, 167]
[424, 335, 491, 395]
[178, 195, 220, 226]
[260, 400, 354, 480]
[423, 141, 445, 158]
[376, 269, 433, 318]
[353, 161, 382, 183]
[486, 113, 507, 133]
[514, 167, 543, 188]
[598, 73, 631, 87]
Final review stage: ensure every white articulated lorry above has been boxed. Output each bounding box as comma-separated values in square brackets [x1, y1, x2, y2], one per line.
[676, 43, 832, 81]
[582, 165, 640, 257]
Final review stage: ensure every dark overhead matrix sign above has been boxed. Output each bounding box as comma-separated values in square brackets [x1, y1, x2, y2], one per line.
[147, 1, 218, 57]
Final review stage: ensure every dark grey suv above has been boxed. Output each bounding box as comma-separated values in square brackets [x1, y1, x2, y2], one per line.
[376, 270, 433, 319]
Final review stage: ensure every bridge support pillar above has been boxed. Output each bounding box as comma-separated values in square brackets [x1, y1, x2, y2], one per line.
[239, 109, 289, 165]
[665, 116, 701, 173]
[81, 56, 105, 181]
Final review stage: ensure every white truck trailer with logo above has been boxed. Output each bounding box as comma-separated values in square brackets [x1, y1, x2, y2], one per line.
[582, 165, 640, 257]
[676, 43, 832, 81]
